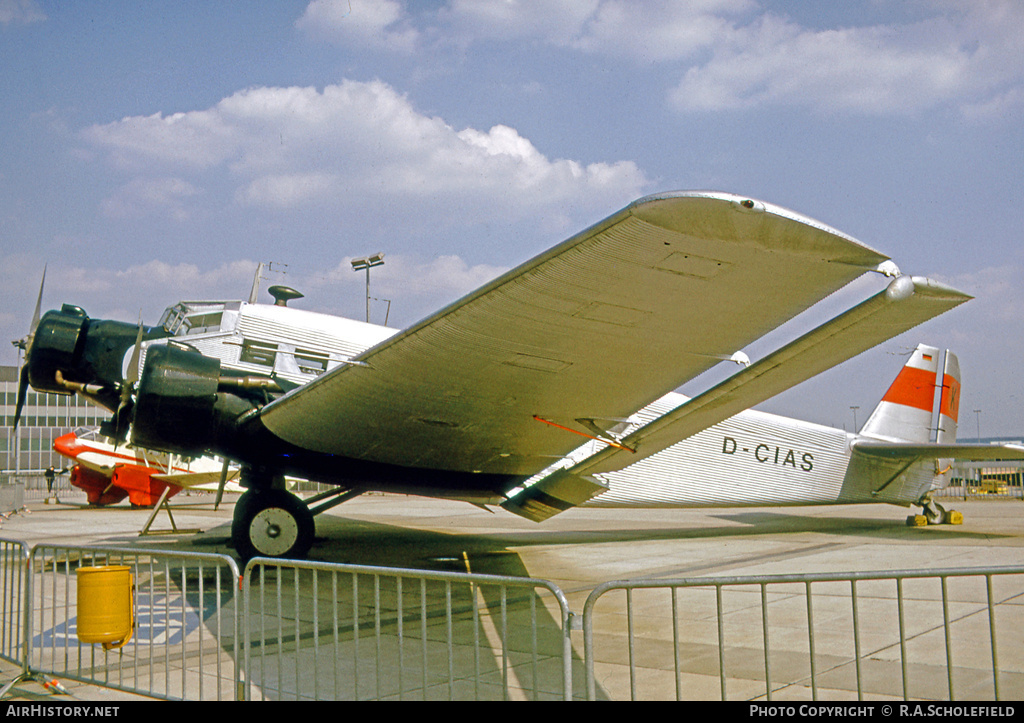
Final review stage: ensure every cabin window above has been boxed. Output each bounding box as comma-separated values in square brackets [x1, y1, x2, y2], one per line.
[240, 340, 278, 367]
[295, 350, 329, 376]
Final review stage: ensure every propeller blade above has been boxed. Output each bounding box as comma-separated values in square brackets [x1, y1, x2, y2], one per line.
[30, 265, 46, 337]
[12, 266, 47, 432]
[123, 317, 144, 399]
[113, 316, 145, 445]
[12, 365, 29, 433]
[214, 458, 230, 511]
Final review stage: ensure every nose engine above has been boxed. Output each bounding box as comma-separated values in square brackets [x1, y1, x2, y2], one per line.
[19, 296, 276, 463]
[27, 306, 90, 394]
[17, 305, 170, 429]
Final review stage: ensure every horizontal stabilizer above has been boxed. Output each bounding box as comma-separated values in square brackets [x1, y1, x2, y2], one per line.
[560, 275, 970, 478]
[501, 469, 608, 522]
[852, 441, 1024, 461]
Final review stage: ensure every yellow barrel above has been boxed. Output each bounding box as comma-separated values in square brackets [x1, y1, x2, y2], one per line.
[76, 565, 134, 650]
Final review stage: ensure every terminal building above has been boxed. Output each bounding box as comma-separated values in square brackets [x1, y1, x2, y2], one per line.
[1, 365, 106, 473]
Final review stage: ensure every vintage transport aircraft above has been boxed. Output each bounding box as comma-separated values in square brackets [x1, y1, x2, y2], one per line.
[13, 191, 1024, 559]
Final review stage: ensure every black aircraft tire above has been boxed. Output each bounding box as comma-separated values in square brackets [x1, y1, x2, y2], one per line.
[232, 489, 314, 561]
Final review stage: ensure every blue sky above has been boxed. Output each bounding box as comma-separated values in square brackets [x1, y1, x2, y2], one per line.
[2, 0, 1022, 436]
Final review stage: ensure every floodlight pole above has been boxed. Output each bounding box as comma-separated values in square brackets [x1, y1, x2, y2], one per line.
[350, 253, 385, 323]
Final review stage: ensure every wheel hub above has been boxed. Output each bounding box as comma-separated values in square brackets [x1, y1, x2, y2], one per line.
[249, 506, 299, 557]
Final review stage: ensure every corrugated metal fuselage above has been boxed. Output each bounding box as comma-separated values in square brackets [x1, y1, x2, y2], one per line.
[586, 394, 938, 510]
[145, 301, 938, 509]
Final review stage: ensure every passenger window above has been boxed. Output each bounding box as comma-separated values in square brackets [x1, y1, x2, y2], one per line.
[240, 340, 277, 367]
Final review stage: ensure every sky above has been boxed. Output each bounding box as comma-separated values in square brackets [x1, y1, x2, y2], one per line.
[1, 0, 1022, 437]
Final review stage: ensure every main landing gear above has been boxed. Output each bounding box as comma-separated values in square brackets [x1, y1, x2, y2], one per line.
[906, 497, 963, 527]
[232, 488, 315, 561]
[230, 469, 362, 561]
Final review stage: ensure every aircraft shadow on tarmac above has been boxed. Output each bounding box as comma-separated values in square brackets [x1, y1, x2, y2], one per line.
[183, 505, 1013, 574]
[182, 513, 594, 700]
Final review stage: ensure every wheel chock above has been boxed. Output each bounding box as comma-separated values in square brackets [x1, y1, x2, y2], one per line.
[906, 514, 928, 527]
[943, 510, 963, 525]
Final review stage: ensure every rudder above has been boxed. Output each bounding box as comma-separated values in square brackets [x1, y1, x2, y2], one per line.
[936, 350, 960, 444]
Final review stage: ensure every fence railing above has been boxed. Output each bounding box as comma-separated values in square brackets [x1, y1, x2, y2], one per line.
[582, 566, 1024, 701]
[241, 557, 575, 701]
[0, 539, 30, 671]
[24, 544, 241, 701]
[3, 536, 1023, 701]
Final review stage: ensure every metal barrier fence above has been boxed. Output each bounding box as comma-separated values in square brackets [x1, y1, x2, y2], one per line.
[0, 539, 30, 670]
[24, 544, 241, 701]
[4, 537, 1023, 702]
[241, 557, 574, 701]
[2, 474, 86, 505]
[583, 566, 1024, 701]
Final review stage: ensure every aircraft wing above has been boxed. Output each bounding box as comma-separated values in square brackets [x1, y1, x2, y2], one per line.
[536, 277, 971, 479]
[151, 469, 240, 488]
[259, 191, 893, 478]
[500, 276, 971, 521]
[851, 441, 1024, 461]
[65, 451, 117, 476]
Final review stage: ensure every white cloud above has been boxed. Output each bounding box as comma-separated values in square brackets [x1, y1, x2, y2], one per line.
[0, 0, 45, 25]
[313, 253, 509, 325]
[323, 253, 506, 297]
[296, 0, 419, 52]
[294, 1, 1024, 117]
[83, 109, 238, 170]
[236, 172, 336, 208]
[570, 0, 755, 62]
[440, 0, 600, 45]
[81, 79, 649, 224]
[100, 177, 200, 221]
[669, 6, 1024, 115]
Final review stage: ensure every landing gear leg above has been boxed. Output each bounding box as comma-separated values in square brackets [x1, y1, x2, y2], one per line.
[906, 496, 963, 527]
[231, 473, 314, 561]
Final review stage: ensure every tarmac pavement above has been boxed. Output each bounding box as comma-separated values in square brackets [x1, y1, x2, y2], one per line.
[0, 491, 1021, 701]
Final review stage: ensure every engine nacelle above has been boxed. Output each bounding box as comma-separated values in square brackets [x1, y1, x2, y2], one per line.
[28, 306, 89, 394]
[28, 305, 170, 410]
[132, 344, 220, 456]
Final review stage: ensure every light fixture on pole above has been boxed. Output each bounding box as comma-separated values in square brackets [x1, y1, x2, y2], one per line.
[350, 252, 384, 323]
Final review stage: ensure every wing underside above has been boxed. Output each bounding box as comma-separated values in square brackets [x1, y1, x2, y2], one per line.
[260, 192, 892, 477]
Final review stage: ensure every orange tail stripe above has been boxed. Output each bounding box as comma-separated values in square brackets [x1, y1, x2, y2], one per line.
[939, 373, 961, 422]
[881, 366, 936, 412]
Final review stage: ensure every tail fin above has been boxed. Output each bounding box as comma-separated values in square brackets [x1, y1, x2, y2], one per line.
[936, 350, 960, 444]
[860, 344, 941, 443]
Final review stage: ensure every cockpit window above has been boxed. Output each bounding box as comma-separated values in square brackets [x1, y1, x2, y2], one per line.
[159, 305, 188, 334]
[182, 312, 223, 334]
[159, 301, 238, 335]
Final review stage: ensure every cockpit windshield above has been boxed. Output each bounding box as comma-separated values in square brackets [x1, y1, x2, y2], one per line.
[159, 301, 240, 336]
